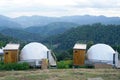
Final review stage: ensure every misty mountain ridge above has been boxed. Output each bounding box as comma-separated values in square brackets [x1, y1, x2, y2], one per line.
[0, 15, 119, 29]
[25, 22, 79, 36]
[0, 22, 78, 41]
[13, 15, 120, 28]
[0, 15, 22, 29]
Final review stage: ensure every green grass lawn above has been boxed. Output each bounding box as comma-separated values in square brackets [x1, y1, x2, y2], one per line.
[0, 69, 120, 80]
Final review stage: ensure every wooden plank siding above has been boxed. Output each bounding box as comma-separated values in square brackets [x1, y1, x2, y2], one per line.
[4, 50, 19, 63]
[73, 49, 86, 66]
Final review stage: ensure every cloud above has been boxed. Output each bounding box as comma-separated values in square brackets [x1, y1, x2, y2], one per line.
[0, 0, 76, 7]
[0, 0, 120, 17]
[72, 0, 120, 8]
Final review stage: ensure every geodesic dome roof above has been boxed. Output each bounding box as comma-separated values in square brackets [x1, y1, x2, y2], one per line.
[87, 44, 116, 61]
[20, 42, 49, 60]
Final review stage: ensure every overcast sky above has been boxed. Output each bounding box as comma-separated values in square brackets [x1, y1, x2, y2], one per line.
[0, 0, 120, 18]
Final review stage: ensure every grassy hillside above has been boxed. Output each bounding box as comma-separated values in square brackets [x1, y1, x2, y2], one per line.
[0, 69, 119, 80]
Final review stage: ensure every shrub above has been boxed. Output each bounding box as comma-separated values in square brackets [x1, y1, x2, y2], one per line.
[0, 61, 4, 65]
[57, 60, 94, 69]
[57, 60, 73, 69]
[0, 62, 29, 70]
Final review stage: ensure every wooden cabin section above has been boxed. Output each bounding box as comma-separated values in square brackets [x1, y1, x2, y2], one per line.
[73, 44, 87, 66]
[3, 44, 20, 63]
[4, 50, 19, 63]
[73, 49, 86, 66]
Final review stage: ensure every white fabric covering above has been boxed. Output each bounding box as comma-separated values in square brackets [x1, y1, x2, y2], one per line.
[87, 44, 116, 63]
[0, 49, 3, 55]
[20, 42, 56, 66]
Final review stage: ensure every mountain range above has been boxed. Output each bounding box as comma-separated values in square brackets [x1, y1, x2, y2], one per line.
[14, 15, 120, 28]
[0, 15, 22, 29]
[0, 15, 120, 44]
[25, 22, 79, 36]
[0, 15, 120, 29]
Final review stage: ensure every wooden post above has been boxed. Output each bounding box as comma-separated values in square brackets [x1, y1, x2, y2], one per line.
[41, 59, 48, 69]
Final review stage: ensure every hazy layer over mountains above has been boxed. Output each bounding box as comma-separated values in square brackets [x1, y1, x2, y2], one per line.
[0, 15, 120, 29]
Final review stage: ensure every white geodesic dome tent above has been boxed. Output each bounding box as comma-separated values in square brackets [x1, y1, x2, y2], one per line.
[0, 49, 4, 61]
[0, 49, 3, 55]
[20, 42, 56, 66]
[87, 44, 117, 65]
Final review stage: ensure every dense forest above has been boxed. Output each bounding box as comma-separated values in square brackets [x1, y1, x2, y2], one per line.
[44, 23, 120, 50]
[42, 23, 120, 60]
[0, 28, 43, 42]
[0, 33, 18, 48]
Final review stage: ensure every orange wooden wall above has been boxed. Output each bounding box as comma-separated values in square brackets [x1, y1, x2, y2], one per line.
[4, 50, 19, 63]
[73, 49, 86, 66]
